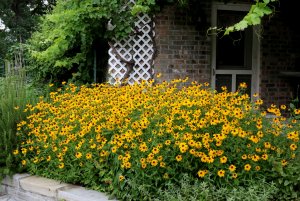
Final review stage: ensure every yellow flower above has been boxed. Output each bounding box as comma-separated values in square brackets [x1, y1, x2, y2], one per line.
[242, 154, 247, 160]
[111, 146, 117, 153]
[220, 156, 227, 164]
[280, 105, 286, 110]
[151, 159, 158, 166]
[244, 164, 251, 171]
[255, 166, 261, 171]
[228, 164, 236, 172]
[58, 163, 64, 169]
[156, 73, 162, 78]
[119, 175, 125, 182]
[232, 173, 238, 179]
[49, 83, 54, 87]
[217, 169, 225, 177]
[46, 156, 51, 161]
[13, 149, 19, 155]
[176, 155, 182, 162]
[76, 152, 82, 159]
[290, 144, 297, 151]
[281, 160, 288, 166]
[152, 147, 160, 154]
[160, 162, 166, 168]
[197, 170, 208, 178]
[264, 142, 271, 149]
[21, 160, 26, 166]
[261, 154, 268, 160]
[124, 162, 131, 169]
[239, 82, 247, 89]
[14, 106, 19, 110]
[86, 153, 92, 159]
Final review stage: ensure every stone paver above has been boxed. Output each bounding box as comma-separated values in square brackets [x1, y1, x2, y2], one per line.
[58, 186, 117, 201]
[20, 176, 71, 198]
[1, 174, 117, 201]
[0, 194, 15, 201]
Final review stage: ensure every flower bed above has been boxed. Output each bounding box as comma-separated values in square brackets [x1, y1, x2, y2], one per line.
[14, 79, 300, 200]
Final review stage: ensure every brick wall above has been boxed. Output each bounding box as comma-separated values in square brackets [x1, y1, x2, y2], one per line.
[260, 7, 300, 108]
[153, 3, 211, 83]
[153, 2, 300, 108]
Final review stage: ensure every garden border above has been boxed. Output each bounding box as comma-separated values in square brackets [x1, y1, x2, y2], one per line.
[0, 173, 116, 201]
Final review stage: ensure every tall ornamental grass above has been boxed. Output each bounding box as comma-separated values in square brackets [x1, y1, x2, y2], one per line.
[0, 70, 38, 180]
[15, 78, 300, 200]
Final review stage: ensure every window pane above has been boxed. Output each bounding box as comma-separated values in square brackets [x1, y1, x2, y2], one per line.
[216, 10, 252, 70]
[216, 74, 232, 92]
[236, 74, 251, 96]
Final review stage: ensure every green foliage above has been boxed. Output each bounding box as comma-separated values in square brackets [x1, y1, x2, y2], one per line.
[15, 79, 300, 200]
[152, 174, 277, 201]
[28, 0, 143, 84]
[27, 0, 279, 85]
[224, 0, 277, 35]
[0, 70, 39, 181]
[0, 0, 55, 60]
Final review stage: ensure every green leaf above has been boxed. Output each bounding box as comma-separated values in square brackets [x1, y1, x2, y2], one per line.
[250, 14, 261, 25]
[262, 6, 273, 15]
[284, 180, 290, 186]
[253, 7, 265, 17]
[235, 20, 248, 31]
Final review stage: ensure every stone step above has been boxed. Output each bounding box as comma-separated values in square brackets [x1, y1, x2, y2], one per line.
[1, 174, 117, 201]
[0, 194, 14, 201]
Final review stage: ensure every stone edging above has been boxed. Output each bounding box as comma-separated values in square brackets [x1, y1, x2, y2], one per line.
[1, 173, 117, 201]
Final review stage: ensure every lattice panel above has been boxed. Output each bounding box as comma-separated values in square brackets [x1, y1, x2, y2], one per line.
[108, 10, 155, 84]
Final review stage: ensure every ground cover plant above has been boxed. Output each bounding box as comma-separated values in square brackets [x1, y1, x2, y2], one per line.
[14, 78, 300, 200]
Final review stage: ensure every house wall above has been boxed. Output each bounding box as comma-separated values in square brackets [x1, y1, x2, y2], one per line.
[260, 10, 300, 108]
[154, 2, 300, 108]
[154, 3, 212, 84]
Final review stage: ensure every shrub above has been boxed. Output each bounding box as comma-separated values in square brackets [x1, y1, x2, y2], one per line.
[15, 79, 300, 200]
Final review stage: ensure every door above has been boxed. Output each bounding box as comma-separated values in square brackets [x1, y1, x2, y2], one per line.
[211, 3, 260, 97]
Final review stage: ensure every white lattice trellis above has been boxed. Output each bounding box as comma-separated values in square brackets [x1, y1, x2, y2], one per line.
[108, 8, 155, 84]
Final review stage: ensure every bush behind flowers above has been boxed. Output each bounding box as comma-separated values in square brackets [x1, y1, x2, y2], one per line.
[15, 79, 300, 200]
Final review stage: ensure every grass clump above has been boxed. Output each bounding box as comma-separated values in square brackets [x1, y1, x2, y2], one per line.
[0, 70, 39, 180]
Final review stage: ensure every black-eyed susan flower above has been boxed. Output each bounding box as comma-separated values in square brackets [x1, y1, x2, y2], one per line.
[176, 155, 182, 162]
[232, 173, 238, 179]
[197, 170, 208, 178]
[244, 164, 251, 171]
[290, 144, 297, 151]
[228, 164, 236, 172]
[86, 153, 92, 159]
[217, 169, 225, 177]
[220, 156, 227, 164]
[58, 163, 64, 169]
[21, 160, 26, 166]
[119, 175, 125, 182]
[151, 159, 158, 166]
[281, 160, 288, 166]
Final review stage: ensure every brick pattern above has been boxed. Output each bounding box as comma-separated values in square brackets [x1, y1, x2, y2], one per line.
[260, 12, 300, 108]
[153, 3, 211, 84]
[153, 2, 300, 108]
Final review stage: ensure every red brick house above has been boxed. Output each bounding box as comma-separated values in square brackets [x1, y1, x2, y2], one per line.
[108, 0, 300, 108]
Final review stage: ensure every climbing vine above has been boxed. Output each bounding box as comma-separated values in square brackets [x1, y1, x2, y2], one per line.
[28, 0, 278, 85]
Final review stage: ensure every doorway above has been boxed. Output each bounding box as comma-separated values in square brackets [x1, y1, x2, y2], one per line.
[211, 3, 260, 97]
